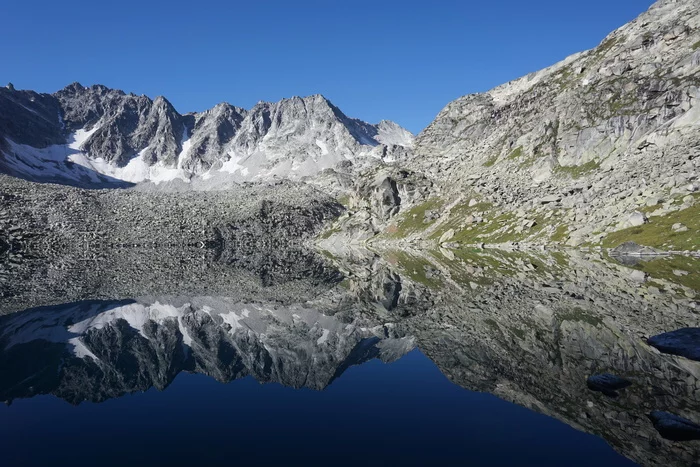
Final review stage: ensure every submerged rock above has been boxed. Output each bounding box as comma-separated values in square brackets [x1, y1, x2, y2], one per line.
[648, 411, 700, 441]
[648, 328, 700, 361]
[586, 373, 632, 398]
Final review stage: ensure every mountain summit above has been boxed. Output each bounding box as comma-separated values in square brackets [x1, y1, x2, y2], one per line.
[0, 85, 413, 187]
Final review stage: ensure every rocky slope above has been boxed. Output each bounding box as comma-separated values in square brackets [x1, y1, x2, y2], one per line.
[325, 0, 699, 252]
[0, 83, 412, 187]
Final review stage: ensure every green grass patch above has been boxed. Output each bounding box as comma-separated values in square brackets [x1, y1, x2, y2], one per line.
[451, 211, 518, 244]
[602, 200, 699, 251]
[387, 250, 443, 288]
[506, 146, 524, 160]
[559, 307, 604, 328]
[629, 256, 700, 292]
[593, 37, 620, 59]
[483, 155, 498, 167]
[639, 203, 663, 215]
[552, 66, 574, 90]
[387, 198, 445, 238]
[551, 224, 570, 243]
[693, 40, 700, 51]
[554, 159, 600, 179]
[551, 251, 570, 268]
[427, 200, 493, 241]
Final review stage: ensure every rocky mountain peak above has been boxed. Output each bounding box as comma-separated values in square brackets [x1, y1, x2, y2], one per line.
[0, 84, 413, 186]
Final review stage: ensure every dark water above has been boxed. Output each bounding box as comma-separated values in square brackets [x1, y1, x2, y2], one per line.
[1, 248, 699, 466]
[0, 350, 631, 467]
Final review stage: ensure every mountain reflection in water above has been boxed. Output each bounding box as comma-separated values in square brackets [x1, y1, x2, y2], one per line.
[1, 246, 699, 466]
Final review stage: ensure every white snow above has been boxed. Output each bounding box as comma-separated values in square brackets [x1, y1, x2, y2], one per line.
[220, 151, 250, 176]
[2, 130, 102, 184]
[2, 126, 190, 185]
[176, 124, 192, 170]
[69, 146, 189, 184]
[315, 139, 329, 155]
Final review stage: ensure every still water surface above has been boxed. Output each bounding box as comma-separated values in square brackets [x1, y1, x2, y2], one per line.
[0, 247, 698, 466]
[1, 350, 632, 466]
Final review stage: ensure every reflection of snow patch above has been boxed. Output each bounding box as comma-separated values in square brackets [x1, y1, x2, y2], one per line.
[317, 329, 330, 345]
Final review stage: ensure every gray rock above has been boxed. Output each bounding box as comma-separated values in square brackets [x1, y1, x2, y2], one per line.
[626, 211, 648, 228]
[439, 229, 455, 243]
[539, 195, 562, 205]
[629, 270, 647, 283]
[0, 85, 413, 187]
[610, 241, 660, 256]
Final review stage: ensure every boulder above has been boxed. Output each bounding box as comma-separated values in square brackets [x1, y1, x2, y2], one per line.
[439, 229, 455, 244]
[629, 270, 647, 283]
[609, 241, 659, 256]
[539, 195, 561, 204]
[626, 211, 648, 228]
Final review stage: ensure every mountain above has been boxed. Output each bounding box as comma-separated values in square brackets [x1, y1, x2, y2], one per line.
[326, 0, 699, 251]
[1, 0, 698, 254]
[0, 83, 413, 187]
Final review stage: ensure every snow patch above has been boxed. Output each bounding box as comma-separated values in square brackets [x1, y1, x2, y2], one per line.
[69, 146, 189, 184]
[315, 139, 329, 155]
[220, 151, 250, 176]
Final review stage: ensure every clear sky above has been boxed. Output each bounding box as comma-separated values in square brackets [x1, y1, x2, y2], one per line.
[1, 0, 655, 134]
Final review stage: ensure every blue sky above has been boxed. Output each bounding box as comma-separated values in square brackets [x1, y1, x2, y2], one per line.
[1, 0, 654, 133]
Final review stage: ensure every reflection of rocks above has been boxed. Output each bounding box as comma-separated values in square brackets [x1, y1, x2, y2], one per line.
[610, 242, 661, 258]
[327, 247, 700, 466]
[0, 244, 343, 314]
[0, 174, 343, 314]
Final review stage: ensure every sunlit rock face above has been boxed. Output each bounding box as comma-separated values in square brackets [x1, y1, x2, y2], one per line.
[316, 0, 699, 249]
